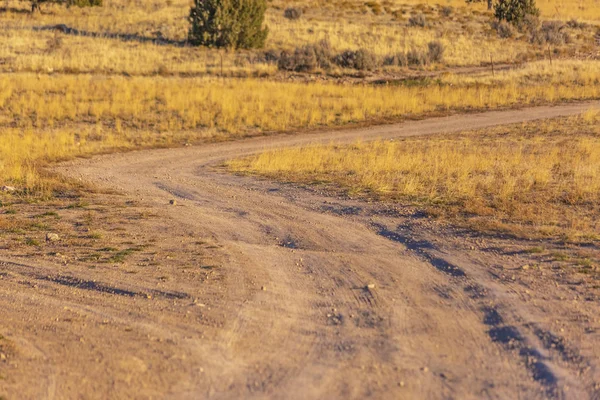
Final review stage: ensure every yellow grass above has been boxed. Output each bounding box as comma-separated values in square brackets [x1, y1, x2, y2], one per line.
[0, 60, 599, 190]
[228, 111, 600, 239]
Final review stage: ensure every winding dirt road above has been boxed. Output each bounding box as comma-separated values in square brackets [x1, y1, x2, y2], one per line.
[1, 103, 600, 399]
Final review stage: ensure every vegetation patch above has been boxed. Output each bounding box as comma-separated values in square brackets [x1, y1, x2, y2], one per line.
[228, 110, 600, 242]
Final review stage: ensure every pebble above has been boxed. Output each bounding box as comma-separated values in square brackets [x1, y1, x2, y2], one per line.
[46, 233, 60, 242]
[169, 199, 177, 205]
[366, 283, 376, 290]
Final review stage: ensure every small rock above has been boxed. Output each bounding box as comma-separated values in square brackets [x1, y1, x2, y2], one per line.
[1, 186, 15, 192]
[422, 367, 429, 373]
[521, 265, 530, 270]
[366, 283, 376, 290]
[169, 199, 177, 205]
[46, 233, 60, 242]
[261, 286, 267, 291]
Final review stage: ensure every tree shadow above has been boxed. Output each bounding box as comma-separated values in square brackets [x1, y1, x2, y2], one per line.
[33, 23, 188, 47]
[0, 6, 32, 14]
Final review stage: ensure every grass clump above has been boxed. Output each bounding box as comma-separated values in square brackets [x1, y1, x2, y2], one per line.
[283, 7, 302, 20]
[408, 13, 429, 27]
[333, 49, 378, 70]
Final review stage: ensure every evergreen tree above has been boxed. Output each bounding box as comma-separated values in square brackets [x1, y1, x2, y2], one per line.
[188, 0, 269, 49]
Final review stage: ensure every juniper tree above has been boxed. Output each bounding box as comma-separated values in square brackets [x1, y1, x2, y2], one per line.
[188, 0, 269, 49]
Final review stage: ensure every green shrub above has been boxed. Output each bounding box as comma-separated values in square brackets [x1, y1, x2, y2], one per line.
[494, 0, 539, 26]
[188, 0, 269, 49]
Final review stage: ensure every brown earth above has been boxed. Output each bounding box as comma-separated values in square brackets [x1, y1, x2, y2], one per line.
[1, 102, 599, 399]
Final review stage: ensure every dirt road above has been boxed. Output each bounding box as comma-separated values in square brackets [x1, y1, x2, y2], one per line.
[1, 103, 599, 399]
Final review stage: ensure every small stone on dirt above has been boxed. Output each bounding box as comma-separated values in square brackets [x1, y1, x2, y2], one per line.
[366, 283, 376, 290]
[169, 199, 177, 205]
[1, 186, 15, 192]
[261, 286, 267, 291]
[46, 233, 60, 242]
[521, 265, 530, 270]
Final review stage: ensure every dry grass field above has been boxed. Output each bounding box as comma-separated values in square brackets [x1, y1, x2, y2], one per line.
[1, 59, 599, 191]
[0, 0, 597, 76]
[228, 110, 600, 242]
[0, 0, 598, 194]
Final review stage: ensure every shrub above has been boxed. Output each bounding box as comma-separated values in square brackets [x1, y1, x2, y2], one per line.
[284, 7, 302, 20]
[384, 41, 443, 67]
[383, 53, 408, 67]
[408, 13, 428, 28]
[31, 0, 102, 12]
[494, 0, 540, 26]
[427, 40, 445, 63]
[519, 13, 540, 34]
[261, 49, 281, 64]
[566, 19, 587, 29]
[529, 21, 570, 45]
[407, 49, 429, 66]
[188, 0, 269, 49]
[440, 6, 453, 17]
[278, 41, 332, 72]
[70, 0, 101, 5]
[333, 49, 378, 70]
[492, 20, 515, 38]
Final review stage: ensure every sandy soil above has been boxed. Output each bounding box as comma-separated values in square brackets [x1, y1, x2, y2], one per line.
[1, 102, 599, 399]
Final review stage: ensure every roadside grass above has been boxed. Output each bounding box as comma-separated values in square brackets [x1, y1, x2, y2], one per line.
[1, 60, 598, 192]
[227, 111, 600, 243]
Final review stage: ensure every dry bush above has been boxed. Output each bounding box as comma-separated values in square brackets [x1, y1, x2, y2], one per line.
[277, 40, 332, 72]
[529, 21, 571, 45]
[333, 49, 378, 70]
[566, 19, 587, 29]
[384, 41, 444, 66]
[283, 7, 302, 20]
[427, 40, 445, 62]
[492, 20, 515, 38]
[408, 13, 429, 27]
[440, 6, 453, 18]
